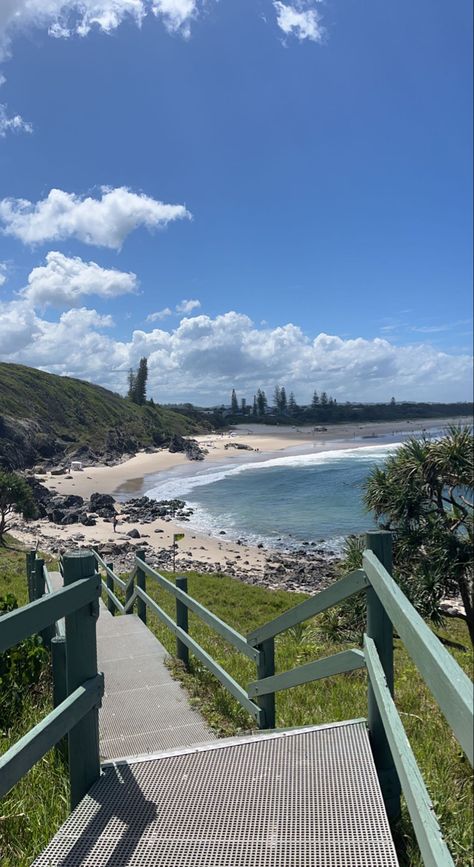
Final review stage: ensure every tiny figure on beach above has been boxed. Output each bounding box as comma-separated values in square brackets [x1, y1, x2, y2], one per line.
[113, 514, 118, 533]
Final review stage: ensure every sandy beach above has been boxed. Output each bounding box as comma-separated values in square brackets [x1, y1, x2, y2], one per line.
[11, 417, 467, 584]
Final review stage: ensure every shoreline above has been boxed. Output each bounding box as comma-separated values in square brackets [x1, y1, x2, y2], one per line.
[12, 416, 467, 593]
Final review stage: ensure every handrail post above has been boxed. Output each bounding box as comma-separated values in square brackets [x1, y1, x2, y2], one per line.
[365, 530, 400, 819]
[256, 638, 275, 729]
[125, 564, 134, 614]
[136, 551, 147, 625]
[106, 562, 115, 615]
[51, 635, 67, 758]
[175, 576, 189, 669]
[26, 549, 35, 602]
[33, 557, 52, 648]
[63, 550, 102, 810]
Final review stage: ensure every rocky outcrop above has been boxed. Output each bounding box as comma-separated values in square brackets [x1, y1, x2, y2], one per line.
[121, 497, 194, 524]
[168, 434, 207, 461]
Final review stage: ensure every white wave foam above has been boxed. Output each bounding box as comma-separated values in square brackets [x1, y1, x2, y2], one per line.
[144, 441, 400, 501]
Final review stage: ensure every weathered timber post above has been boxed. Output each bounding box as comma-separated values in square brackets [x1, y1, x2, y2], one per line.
[51, 635, 67, 758]
[125, 564, 134, 614]
[106, 562, 115, 615]
[136, 550, 147, 625]
[255, 637, 275, 729]
[33, 557, 45, 601]
[365, 530, 401, 819]
[26, 549, 35, 602]
[63, 550, 102, 809]
[175, 576, 189, 669]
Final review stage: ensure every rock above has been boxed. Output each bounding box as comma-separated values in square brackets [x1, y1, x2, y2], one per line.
[168, 434, 206, 461]
[80, 515, 96, 526]
[51, 467, 67, 475]
[71, 533, 85, 541]
[154, 528, 164, 534]
[127, 528, 141, 538]
[88, 492, 116, 518]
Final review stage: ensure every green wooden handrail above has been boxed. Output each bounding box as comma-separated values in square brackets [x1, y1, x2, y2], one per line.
[0, 674, 104, 800]
[43, 562, 65, 638]
[364, 636, 455, 867]
[134, 585, 263, 724]
[363, 550, 474, 765]
[248, 649, 366, 698]
[136, 558, 261, 662]
[246, 569, 369, 645]
[0, 576, 100, 653]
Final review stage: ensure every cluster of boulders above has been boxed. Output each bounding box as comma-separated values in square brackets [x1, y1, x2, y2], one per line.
[168, 434, 207, 461]
[224, 442, 254, 451]
[120, 497, 194, 524]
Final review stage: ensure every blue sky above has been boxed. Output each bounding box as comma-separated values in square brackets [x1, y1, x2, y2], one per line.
[0, 0, 472, 404]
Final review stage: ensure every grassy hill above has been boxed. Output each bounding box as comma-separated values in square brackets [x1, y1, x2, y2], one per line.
[0, 363, 211, 470]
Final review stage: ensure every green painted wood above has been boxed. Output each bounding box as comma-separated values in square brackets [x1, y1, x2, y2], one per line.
[123, 589, 137, 613]
[125, 564, 134, 615]
[137, 557, 260, 662]
[26, 550, 35, 602]
[175, 576, 189, 668]
[135, 585, 263, 724]
[0, 675, 104, 801]
[364, 635, 455, 867]
[365, 531, 400, 819]
[51, 635, 68, 759]
[247, 569, 370, 645]
[248, 649, 366, 698]
[101, 579, 126, 614]
[92, 550, 127, 590]
[63, 551, 101, 810]
[363, 548, 474, 766]
[106, 562, 116, 615]
[255, 637, 275, 729]
[136, 550, 147, 625]
[0, 577, 100, 654]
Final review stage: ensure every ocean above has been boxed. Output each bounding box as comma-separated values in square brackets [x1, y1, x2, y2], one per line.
[142, 427, 446, 553]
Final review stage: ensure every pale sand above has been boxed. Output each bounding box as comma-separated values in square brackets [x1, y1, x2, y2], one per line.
[13, 416, 467, 574]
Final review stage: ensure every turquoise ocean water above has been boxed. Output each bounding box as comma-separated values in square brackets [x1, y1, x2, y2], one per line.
[140, 427, 446, 552]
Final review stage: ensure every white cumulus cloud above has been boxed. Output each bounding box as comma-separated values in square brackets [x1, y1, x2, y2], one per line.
[273, 1, 324, 42]
[151, 0, 196, 36]
[0, 262, 7, 286]
[146, 307, 173, 321]
[0, 307, 471, 403]
[0, 186, 191, 249]
[0, 103, 32, 136]
[176, 298, 201, 314]
[21, 250, 137, 307]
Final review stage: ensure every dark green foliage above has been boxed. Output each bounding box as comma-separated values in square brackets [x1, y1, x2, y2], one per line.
[365, 426, 474, 643]
[127, 357, 148, 405]
[0, 594, 48, 728]
[0, 471, 36, 542]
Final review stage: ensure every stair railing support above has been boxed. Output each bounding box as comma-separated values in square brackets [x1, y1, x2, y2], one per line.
[256, 637, 275, 729]
[63, 550, 102, 810]
[51, 635, 67, 759]
[366, 530, 401, 819]
[175, 576, 189, 668]
[125, 563, 134, 614]
[26, 549, 36, 602]
[136, 550, 147, 625]
[106, 562, 115, 615]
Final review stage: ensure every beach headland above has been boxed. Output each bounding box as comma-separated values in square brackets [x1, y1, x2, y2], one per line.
[11, 417, 467, 593]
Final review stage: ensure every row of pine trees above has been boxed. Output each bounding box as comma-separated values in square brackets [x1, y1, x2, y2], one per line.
[230, 386, 338, 417]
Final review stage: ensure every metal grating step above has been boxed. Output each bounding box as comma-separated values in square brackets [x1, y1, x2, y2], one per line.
[33, 720, 399, 866]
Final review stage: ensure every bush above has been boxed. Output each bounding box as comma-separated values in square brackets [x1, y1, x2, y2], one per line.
[0, 594, 48, 728]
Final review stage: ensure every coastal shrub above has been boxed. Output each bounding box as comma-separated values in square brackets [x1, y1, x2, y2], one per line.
[0, 593, 48, 728]
[0, 471, 37, 544]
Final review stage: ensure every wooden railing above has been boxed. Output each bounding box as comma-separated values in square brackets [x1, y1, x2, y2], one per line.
[0, 551, 103, 810]
[93, 530, 473, 867]
[2, 533, 472, 867]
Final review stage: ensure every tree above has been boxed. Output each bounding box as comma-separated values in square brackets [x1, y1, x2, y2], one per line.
[288, 392, 298, 416]
[273, 385, 281, 411]
[0, 471, 36, 544]
[256, 389, 267, 415]
[133, 357, 148, 405]
[365, 426, 474, 644]
[280, 387, 287, 413]
[127, 368, 136, 400]
[320, 391, 328, 406]
[252, 395, 258, 416]
[311, 391, 320, 409]
[231, 389, 239, 414]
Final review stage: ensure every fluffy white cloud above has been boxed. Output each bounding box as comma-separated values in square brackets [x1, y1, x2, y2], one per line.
[273, 1, 324, 42]
[0, 103, 32, 136]
[0, 0, 206, 59]
[0, 307, 471, 403]
[146, 307, 172, 322]
[176, 298, 201, 314]
[0, 186, 191, 249]
[0, 262, 7, 286]
[21, 250, 137, 307]
[151, 0, 196, 36]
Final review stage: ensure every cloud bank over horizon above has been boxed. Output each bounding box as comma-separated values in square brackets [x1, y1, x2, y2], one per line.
[0, 301, 471, 404]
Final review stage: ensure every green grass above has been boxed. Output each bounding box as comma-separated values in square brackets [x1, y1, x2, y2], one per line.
[1, 540, 473, 866]
[0, 539, 69, 866]
[0, 361, 210, 466]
